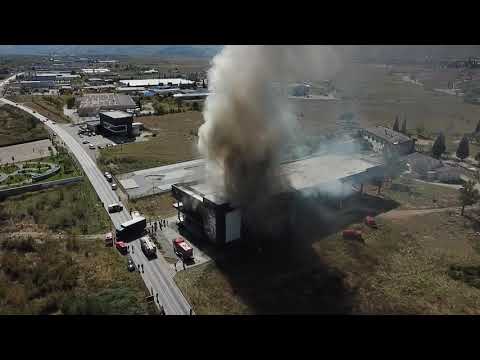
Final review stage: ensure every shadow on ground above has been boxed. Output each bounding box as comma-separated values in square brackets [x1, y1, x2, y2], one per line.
[184, 191, 400, 314]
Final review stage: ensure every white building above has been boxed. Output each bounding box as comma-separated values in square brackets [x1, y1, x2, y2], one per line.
[119, 78, 194, 88]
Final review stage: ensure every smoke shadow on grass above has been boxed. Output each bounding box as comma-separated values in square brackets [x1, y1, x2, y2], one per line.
[207, 192, 400, 314]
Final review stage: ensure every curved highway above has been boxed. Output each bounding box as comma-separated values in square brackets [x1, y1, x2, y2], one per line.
[0, 75, 193, 315]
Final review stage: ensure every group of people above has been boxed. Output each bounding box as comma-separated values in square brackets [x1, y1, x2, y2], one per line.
[146, 218, 169, 234]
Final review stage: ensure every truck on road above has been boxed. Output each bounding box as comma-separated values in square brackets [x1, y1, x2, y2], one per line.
[116, 216, 147, 241]
[173, 237, 193, 261]
[140, 235, 157, 259]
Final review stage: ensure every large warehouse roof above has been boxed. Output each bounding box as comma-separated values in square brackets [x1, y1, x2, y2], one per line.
[79, 93, 135, 108]
[173, 153, 385, 207]
[119, 78, 194, 87]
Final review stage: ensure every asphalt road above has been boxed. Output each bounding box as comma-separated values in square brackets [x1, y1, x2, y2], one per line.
[0, 83, 193, 315]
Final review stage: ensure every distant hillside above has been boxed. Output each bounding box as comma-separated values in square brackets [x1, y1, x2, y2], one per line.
[0, 45, 223, 58]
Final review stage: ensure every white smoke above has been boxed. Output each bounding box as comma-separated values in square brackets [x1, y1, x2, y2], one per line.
[198, 45, 341, 208]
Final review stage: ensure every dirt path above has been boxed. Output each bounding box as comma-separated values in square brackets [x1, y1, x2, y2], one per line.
[378, 206, 462, 221]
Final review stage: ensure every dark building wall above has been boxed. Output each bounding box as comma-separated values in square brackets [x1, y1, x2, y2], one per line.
[99, 113, 133, 137]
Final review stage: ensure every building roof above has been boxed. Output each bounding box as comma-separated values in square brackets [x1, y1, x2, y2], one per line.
[174, 153, 385, 206]
[100, 110, 132, 119]
[364, 126, 411, 145]
[173, 93, 209, 99]
[79, 93, 135, 108]
[82, 68, 110, 74]
[116, 87, 146, 92]
[119, 78, 194, 87]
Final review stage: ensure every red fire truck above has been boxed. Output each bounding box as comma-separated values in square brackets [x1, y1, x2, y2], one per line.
[342, 229, 363, 241]
[172, 237, 193, 261]
[116, 241, 128, 255]
[105, 232, 113, 247]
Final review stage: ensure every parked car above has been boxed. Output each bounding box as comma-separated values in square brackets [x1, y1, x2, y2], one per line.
[127, 257, 136, 272]
[89, 144, 95, 150]
[97, 145, 104, 149]
[111, 183, 117, 190]
[104, 172, 111, 178]
[82, 140, 89, 144]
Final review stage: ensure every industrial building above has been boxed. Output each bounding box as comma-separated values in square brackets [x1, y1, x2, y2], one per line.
[99, 111, 135, 137]
[119, 78, 194, 88]
[360, 126, 415, 155]
[172, 153, 386, 246]
[81, 68, 110, 74]
[173, 92, 209, 101]
[77, 93, 136, 117]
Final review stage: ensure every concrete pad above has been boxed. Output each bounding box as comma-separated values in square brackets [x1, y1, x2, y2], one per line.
[120, 178, 139, 189]
[0, 139, 56, 164]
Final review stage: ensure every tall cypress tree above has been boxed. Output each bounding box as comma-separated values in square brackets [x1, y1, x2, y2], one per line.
[456, 135, 470, 160]
[475, 120, 480, 133]
[401, 118, 407, 135]
[393, 116, 400, 132]
[432, 132, 446, 159]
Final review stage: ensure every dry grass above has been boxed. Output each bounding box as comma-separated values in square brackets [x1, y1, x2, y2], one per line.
[294, 63, 480, 141]
[98, 111, 203, 174]
[313, 210, 480, 314]
[175, 262, 251, 315]
[128, 192, 177, 218]
[0, 104, 49, 146]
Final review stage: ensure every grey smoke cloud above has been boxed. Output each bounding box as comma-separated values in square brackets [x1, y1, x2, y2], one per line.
[197, 45, 341, 208]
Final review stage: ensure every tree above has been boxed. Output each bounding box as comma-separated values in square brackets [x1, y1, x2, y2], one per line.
[456, 136, 470, 160]
[66, 96, 75, 109]
[401, 118, 407, 135]
[393, 116, 400, 132]
[432, 132, 446, 159]
[458, 180, 480, 216]
[475, 120, 480, 133]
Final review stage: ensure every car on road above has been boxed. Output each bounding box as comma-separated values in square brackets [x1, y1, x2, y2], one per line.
[127, 257, 136, 272]
[108, 203, 123, 213]
[89, 144, 95, 150]
[82, 140, 89, 144]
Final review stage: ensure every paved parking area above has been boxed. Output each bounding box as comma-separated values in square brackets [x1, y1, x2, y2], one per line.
[58, 123, 116, 160]
[145, 214, 211, 273]
[117, 159, 206, 199]
[0, 139, 56, 164]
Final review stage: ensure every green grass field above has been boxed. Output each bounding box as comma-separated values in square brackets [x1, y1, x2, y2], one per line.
[0, 104, 49, 147]
[0, 232, 155, 315]
[0, 180, 110, 235]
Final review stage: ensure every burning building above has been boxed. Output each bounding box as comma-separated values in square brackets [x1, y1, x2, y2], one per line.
[172, 153, 386, 246]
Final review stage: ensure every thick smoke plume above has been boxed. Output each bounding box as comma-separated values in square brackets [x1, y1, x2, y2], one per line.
[198, 46, 340, 209]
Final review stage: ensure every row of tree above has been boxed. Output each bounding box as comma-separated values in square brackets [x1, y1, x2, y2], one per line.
[393, 116, 473, 160]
